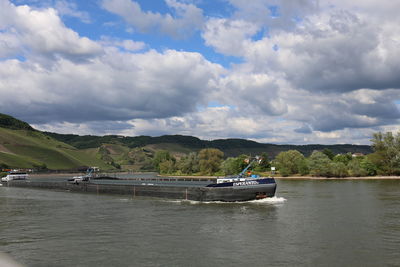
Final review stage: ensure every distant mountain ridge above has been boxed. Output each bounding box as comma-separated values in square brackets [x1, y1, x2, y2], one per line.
[44, 132, 372, 158]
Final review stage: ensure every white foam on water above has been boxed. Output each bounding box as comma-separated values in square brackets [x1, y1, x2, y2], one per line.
[247, 196, 287, 204]
[166, 196, 286, 205]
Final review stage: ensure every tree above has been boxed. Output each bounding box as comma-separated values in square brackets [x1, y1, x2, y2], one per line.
[176, 152, 199, 174]
[198, 148, 224, 175]
[235, 154, 249, 173]
[330, 162, 348, 177]
[221, 154, 248, 175]
[322, 148, 335, 160]
[153, 150, 175, 172]
[159, 160, 176, 174]
[370, 132, 400, 175]
[348, 158, 367, 177]
[274, 150, 307, 176]
[254, 152, 271, 172]
[298, 159, 310, 176]
[221, 157, 238, 175]
[308, 151, 332, 177]
[360, 157, 377, 176]
[333, 153, 352, 165]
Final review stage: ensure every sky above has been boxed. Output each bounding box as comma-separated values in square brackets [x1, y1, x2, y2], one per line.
[1, 0, 399, 145]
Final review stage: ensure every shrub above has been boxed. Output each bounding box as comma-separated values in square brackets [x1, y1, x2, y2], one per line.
[308, 151, 332, 177]
[275, 150, 307, 176]
[330, 162, 348, 177]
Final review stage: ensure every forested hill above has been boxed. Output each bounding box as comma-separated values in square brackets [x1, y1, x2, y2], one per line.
[0, 113, 35, 131]
[44, 132, 373, 158]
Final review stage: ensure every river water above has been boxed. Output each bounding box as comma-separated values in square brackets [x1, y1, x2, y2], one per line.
[1, 179, 400, 266]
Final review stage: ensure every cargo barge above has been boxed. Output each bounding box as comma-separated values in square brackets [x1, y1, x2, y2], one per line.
[1, 160, 276, 202]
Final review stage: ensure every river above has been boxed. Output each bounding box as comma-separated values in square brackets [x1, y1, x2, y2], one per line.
[1, 179, 400, 266]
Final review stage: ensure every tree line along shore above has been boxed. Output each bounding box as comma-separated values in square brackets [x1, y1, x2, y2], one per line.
[152, 131, 400, 178]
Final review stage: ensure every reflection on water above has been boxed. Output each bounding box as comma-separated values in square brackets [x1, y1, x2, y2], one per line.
[1, 179, 400, 266]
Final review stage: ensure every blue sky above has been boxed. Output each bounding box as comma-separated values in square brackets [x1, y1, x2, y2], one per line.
[1, 0, 400, 144]
[64, 0, 244, 67]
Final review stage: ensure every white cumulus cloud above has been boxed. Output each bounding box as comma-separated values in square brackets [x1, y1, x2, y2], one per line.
[0, 0, 102, 63]
[102, 0, 204, 38]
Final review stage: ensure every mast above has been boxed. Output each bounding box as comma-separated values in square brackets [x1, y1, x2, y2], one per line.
[236, 157, 260, 178]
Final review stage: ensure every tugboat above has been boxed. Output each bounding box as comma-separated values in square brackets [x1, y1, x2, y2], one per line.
[205, 157, 276, 201]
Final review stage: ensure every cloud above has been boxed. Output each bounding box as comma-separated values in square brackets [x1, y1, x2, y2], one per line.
[295, 124, 312, 134]
[102, 0, 204, 38]
[227, 0, 320, 31]
[201, 2, 400, 136]
[202, 18, 259, 56]
[54, 0, 91, 23]
[0, 0, 102, 63]
[117, 106, 279, 140]
[0, 0, 223, 137]
[100, 36, 146, 51]
[321, 0, 400, 20]
[35, 120, 134, 136]
[2, 0, 400, 145]
[0, 49, 224, 124]
[216, 72, 287, 116]
[272, 11, 400, 92]
[282, 88, 400, 132]
[208, 6, 400, 93]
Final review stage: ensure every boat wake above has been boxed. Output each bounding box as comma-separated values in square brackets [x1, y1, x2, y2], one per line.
[167, 196, 286, 205]
[246, 196, 286, 204]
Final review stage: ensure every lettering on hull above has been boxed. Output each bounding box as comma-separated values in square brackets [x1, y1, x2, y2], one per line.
[233, 181, 259, 186]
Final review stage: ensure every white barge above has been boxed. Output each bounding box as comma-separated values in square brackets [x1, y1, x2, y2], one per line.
[1, 171, 29, 182]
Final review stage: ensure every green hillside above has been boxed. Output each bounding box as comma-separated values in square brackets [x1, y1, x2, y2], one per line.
[0, 113, 34, 131]
[0, 128, 113, 170]
[45, 132, 373, 158]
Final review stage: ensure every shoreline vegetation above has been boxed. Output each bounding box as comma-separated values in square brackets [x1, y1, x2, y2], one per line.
[27, 172, 400, 180]
[150, 131, 400, 178]
[163, 174, 400, 180]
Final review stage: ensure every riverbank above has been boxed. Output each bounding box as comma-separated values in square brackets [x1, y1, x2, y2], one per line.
[274, 176, 400, 180]
[165, 174, 400, 180]
[27, 172, 400, 180]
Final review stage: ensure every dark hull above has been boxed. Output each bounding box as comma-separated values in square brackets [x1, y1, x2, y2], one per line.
[1, 179, 276, 202]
